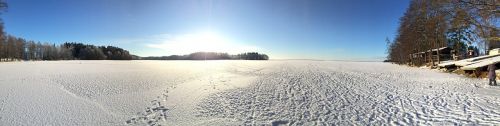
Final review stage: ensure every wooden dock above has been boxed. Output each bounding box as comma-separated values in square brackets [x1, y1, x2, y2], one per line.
[438, 54, 500, 69]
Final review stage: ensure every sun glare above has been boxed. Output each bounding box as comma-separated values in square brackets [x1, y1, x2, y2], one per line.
[148, 31, 259, 55]
[193, 31, 227, 51]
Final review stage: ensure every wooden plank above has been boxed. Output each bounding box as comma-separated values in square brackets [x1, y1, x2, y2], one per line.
[438, 54, 500, 67]
[461, 56, 500, 70]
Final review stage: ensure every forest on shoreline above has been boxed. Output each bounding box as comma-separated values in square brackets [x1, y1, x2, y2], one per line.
[386, 0, 498, 66]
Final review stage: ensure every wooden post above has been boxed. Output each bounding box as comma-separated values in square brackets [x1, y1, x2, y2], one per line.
[424, 52, 427, 66]
[437, 47, 441, 64]
[409, 54, 412, 66]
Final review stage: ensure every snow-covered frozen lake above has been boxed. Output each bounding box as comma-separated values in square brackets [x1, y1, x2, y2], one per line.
[0, 60, 498, 125]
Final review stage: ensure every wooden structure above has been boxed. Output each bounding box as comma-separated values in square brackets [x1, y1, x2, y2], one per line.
[438, 48, 500, 77]
[438, 54, 500, 70]
[461, 56, 500, 70]
[409, 47, 452, 66]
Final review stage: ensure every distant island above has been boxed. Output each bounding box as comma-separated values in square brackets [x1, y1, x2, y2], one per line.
[141, 52, 269, 60]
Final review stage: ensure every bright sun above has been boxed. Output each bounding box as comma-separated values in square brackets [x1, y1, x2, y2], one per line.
[147, 31, 259, 55]
[194, 31, 227, 51]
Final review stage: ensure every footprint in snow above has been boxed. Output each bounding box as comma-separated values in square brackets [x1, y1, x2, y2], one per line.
[271, 120, 289, 126]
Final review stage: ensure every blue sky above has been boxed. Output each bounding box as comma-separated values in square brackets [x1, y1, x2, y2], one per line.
[3, 0, 409, 60]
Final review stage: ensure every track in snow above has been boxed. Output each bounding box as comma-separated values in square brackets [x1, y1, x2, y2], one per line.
[196, 61, 500, 125]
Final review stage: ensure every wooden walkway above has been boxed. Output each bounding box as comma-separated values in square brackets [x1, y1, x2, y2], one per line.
[438, 54, 500, 68]
[461, 56, 500, 70]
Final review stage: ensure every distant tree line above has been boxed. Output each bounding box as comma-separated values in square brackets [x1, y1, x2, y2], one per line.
[0, 35, 74, 61]
[0, 37, 137, 61]
[386, 0, 498, 65]
[63, 43, 137, 60]
[142, 52, 269, 60]
[236, 52, 270, 60]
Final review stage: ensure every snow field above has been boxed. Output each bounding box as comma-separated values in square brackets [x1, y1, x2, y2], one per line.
[0, 60, 498, 125]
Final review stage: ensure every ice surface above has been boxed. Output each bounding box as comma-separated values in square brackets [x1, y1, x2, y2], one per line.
[0, 60, 498, 125]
